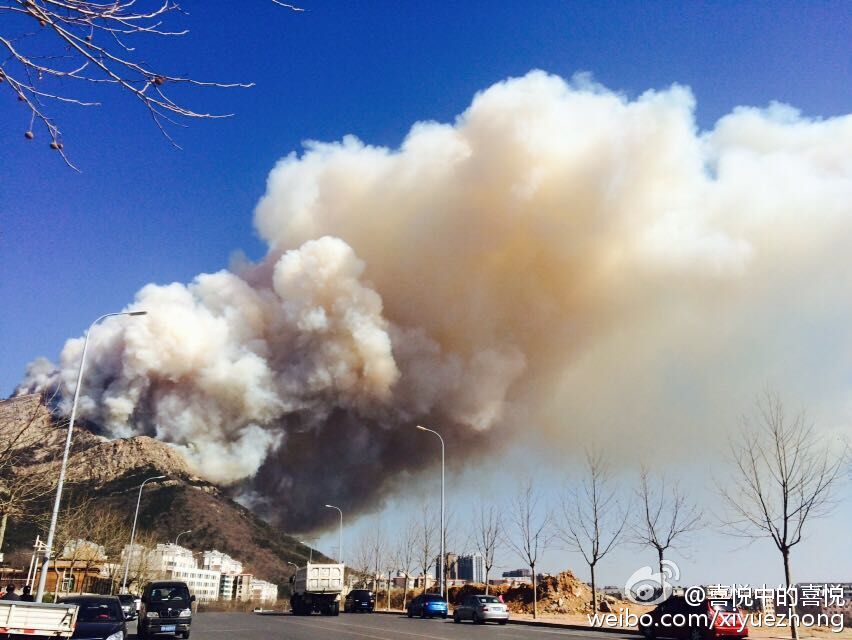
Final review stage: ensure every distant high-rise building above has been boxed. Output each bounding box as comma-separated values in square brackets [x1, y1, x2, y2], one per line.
[435, 553, 459, 581]
[502, 568, 532, 578]
[457, 554, 485, 583]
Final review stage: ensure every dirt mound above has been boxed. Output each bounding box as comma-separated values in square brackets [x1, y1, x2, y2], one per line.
[448, 570, 626, 615]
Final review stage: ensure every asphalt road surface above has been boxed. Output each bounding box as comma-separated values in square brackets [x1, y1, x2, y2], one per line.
[159, 611, 638, 640]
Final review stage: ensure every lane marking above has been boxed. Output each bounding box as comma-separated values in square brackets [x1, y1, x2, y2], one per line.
[281, 616, 396, 640]
[320, 618, 465, 640]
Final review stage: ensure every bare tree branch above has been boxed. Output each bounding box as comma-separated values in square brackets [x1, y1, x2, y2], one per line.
[0, 0, 302, 168]
[504, 478, 551, 620]
[471, 502, 501, 595]
[558, 449, 629, 612]
[632, 466, 701, 577]
[718, 392, 848, 640]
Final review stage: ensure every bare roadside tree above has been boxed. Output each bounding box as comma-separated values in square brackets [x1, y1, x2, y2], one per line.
[558, 450, 629, 612]
[720, 393, 848, 640]
[472, 502, 501, 594]
[393, 520, 418, 610]
[0, 0, 302, 168]
[633, 467, 701, 577]
[505, 479, 551, 619]
[415, 502, 438, 594]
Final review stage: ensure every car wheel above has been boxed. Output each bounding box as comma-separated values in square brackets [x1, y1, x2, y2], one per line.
[181, 632, 190, 639]
[407, 608, 413, 618]
[475, 612, 485, 624]
[499, 620, 508, 625]
[420, 608, 426, 618]
[453, 611, 461, 623]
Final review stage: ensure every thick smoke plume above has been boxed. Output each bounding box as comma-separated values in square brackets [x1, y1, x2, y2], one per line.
[18, 71, 852, 529]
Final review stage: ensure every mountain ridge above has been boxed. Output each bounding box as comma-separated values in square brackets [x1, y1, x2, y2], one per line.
[0, 394, 326, 589]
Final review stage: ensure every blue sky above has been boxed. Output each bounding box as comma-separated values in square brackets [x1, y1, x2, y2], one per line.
[2, 1, 850, 587]
[3, 1, 850, 396]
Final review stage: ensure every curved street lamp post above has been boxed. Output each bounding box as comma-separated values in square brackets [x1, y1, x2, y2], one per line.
[121, 474, 167, 592]
[324, 504, 343, 564]
[35, 311, 147, 602]
[415, 425, 445, 599]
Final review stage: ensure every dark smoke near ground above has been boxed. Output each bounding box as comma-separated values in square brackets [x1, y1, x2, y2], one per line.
[17, 71, 852, 529]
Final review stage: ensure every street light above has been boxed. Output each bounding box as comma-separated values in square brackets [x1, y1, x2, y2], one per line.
[35, 310, 148, 602]
[175, 530, 192, 546]
[415, 425, 445, 598]
[300, 541, 314, 563]
[287, 561, 300, 572]
[324, 505, 343, 564]
[122, 475, 166, 592]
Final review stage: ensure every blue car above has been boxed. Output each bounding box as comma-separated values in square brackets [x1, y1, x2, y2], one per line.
[407, 593, 448, 619]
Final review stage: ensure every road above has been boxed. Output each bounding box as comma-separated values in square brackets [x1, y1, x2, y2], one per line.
[158, 611, 638, 640]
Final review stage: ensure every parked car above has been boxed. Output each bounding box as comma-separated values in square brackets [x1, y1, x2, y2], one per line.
[453, 594, 509, 625]
[138, 581, 195, 639]
[58, 595, 127, 640]
[639, 595, 748, 640]
[407, 593, 448, 619]
[117, 594, 137, 620]
[344, 589, 375, 613]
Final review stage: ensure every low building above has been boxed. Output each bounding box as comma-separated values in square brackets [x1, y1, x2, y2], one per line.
[233, 573, 254, 601]
[250, 579, 279, 603]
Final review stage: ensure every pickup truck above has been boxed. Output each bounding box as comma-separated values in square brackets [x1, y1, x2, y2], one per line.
[0, 600, 79, 638]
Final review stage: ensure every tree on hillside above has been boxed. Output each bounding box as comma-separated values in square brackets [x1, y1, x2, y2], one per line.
[0, 394, 57, 553]
[471, 502, 502, 594]
[505, 478, 552, 620]
[719, 393, 848, 640]
[0, 0, 302, 168]
[632, 467, 701, 577]
[558, 450, 629, 612]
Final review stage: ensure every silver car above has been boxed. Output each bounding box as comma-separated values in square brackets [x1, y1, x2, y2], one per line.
[453, 594, 509, 625]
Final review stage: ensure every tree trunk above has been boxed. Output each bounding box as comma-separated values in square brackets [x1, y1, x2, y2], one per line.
[484, 569, 490, 595]
[0, 513, 7, 554]
[658, 547, 664, 578]
[590, 562, 597, 612]
[783, 549, 798, 640]
[532, 563, 537, 620]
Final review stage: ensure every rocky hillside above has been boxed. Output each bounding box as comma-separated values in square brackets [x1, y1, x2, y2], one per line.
[0, 394, 327, 589]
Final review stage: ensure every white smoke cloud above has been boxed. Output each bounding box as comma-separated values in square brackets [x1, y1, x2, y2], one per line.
[18, 70, 852, 525]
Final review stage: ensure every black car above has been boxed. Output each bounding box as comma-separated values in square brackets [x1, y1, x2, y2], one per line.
[138, 581, 195, 639]
[58, 595, 127, 640]
[344, 589, 375, 613]
[117, 594, 138, 620]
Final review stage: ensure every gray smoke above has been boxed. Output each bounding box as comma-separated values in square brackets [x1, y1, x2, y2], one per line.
[18, 70, 852, 529]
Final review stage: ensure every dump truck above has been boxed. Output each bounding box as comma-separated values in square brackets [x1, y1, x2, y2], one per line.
[289, 562, 344, 616]
[0, 600, 79, 638]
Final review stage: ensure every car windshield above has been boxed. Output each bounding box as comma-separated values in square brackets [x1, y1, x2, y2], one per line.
[424, 594, 445, 602]
[74, 602, 121, 622]
[710, 601, 738, 612]
[149, 586, 191, 602]
[117, 595, 135, 604]
[477, 596, 500, 603]
[351, 590, 372, 597]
